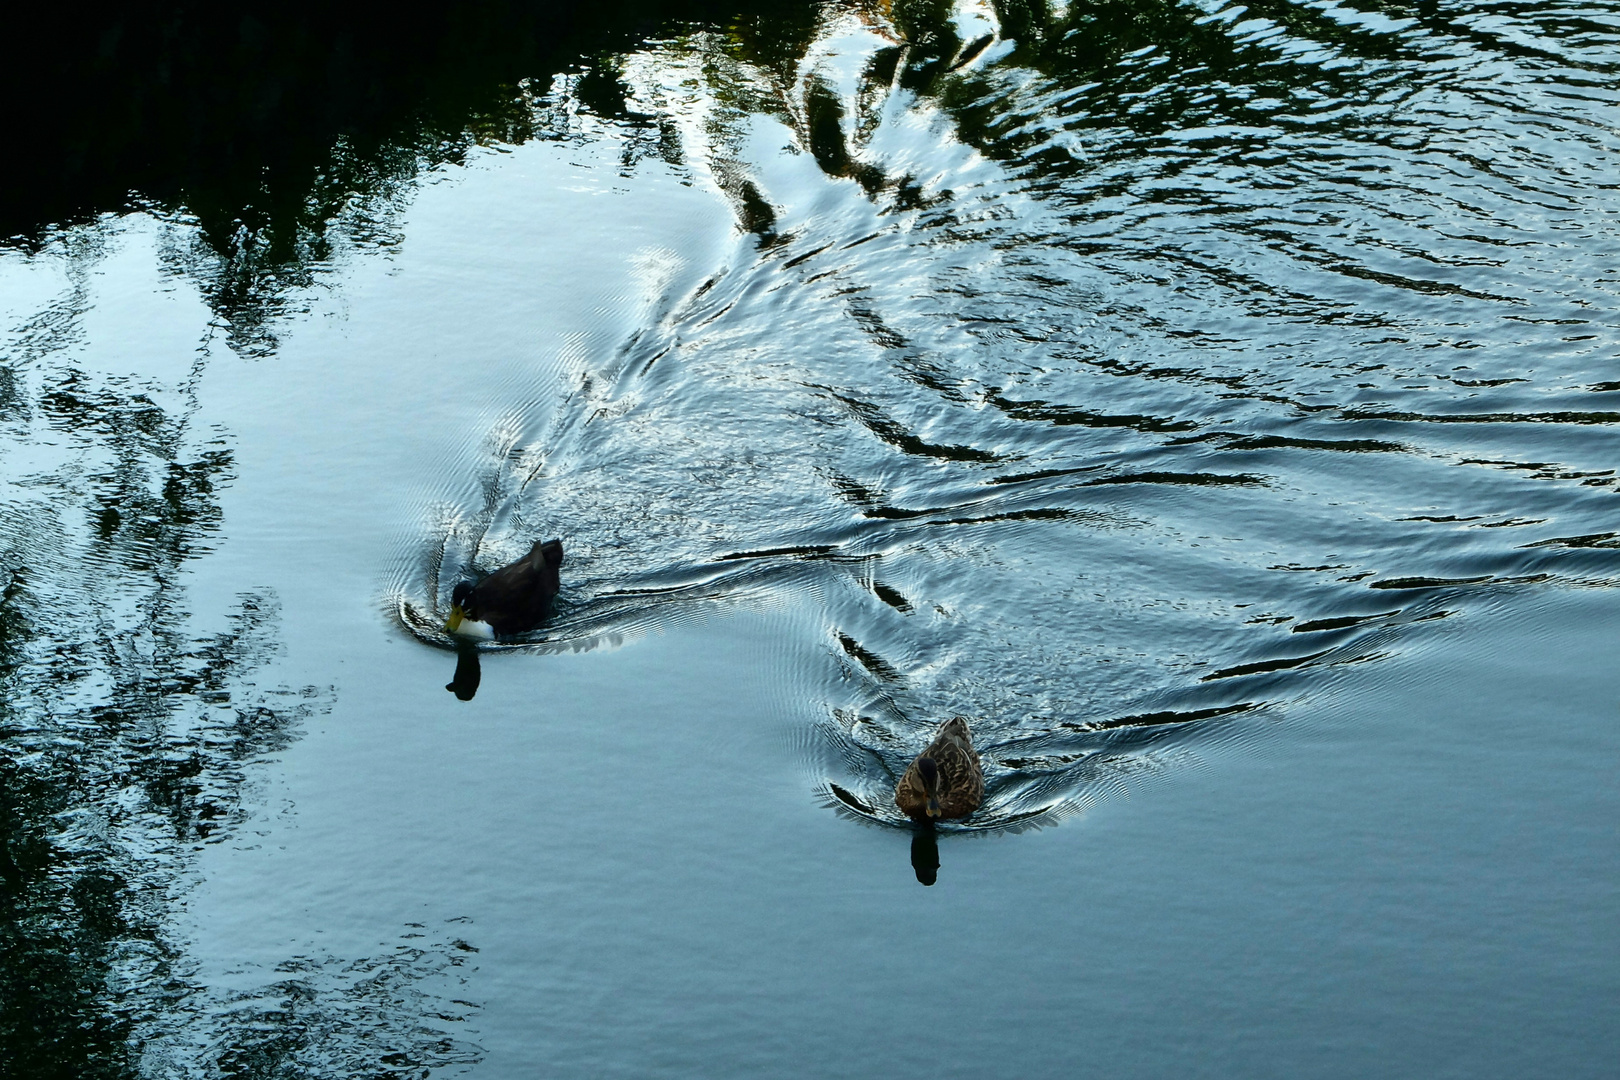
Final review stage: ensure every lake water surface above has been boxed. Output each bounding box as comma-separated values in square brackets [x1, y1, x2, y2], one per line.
[1, 1, 1617, 1076]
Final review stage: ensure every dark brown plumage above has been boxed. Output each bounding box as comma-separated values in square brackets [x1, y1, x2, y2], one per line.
[448, 538, 563, 637]
[894, 716, 983, 821]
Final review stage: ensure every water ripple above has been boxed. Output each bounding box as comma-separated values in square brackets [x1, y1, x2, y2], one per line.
[381, 0, 1620, 832]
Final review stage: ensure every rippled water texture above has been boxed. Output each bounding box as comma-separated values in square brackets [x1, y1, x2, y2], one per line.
[390, 0, 1620, 827]
[1, 1, 1617, 1076]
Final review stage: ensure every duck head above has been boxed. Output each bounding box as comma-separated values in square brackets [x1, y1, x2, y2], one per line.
[445, 580, 477, 634]
[918, 756, 942, 819]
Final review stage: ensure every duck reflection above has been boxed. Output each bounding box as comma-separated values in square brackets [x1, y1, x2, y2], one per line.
[910, 827, 940, 886]
[445, 642, 482, 701]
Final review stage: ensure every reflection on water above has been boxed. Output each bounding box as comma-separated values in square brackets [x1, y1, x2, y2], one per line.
[390, 0, 1620, 835]
[144, 920, 483, 1078]
[4, 0, 1620, 1072]
[0, 318, 329, 1072]
[447, 643, 484, 701]
[0, 233, 496, 1072]
[910, 828, 940, 887]
[0, 0, 819, 356]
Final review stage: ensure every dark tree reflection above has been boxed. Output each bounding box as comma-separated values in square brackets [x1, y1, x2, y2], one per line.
[0, 0, 825, 356]
[3, 0, 1425, 1070]
[0, 313, 331, 1075]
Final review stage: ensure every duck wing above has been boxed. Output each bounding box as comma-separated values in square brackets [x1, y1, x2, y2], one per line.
[472, 539, 564, 635]
[925, 717, 983, 819]
[895, 761, 931, 818]
[894, 717, 984, 821]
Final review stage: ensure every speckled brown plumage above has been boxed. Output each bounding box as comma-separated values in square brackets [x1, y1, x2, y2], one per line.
[894, 716, 983, 821]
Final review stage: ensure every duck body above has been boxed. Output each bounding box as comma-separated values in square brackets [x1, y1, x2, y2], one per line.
[447, 538, 563, 638]
[895, 716, 983, 822]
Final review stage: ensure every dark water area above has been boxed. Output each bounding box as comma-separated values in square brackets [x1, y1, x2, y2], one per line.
[2, 1, 1617, 1076]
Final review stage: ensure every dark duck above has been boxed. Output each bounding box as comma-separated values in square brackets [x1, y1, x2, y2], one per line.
[894, 716, 984, 823]
[445, 539, 564, 639]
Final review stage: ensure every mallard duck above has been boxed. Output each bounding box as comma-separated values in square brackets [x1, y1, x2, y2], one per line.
[894, 716, 983, 822]
[445, 539, 563, 638]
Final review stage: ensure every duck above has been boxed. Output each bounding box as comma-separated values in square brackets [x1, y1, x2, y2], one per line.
[894, 716, 983, 822]
[445, 538, 564, 638]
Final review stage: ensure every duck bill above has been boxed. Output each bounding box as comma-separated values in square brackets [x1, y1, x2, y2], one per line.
[444, 605, 466, 634]
[920, 763, 942, 819]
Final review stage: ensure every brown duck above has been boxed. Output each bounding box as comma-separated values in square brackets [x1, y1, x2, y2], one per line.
[894, 716, 983, 822]
[445, 539, 563, 638]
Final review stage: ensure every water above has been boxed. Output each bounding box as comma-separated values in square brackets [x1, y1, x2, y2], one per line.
[1, 1, 1617, 1076]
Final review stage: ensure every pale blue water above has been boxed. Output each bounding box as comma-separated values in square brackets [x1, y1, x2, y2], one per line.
[1, 2, 1617, 1076]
